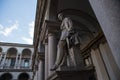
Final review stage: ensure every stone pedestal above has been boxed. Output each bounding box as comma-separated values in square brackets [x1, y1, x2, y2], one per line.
[68, 46, 85, 70]
[57, 45, 85, 71]
[47, 69, 95, 80]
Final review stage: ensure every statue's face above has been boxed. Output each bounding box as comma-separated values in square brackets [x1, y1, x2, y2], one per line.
[58, 13, 63, 21]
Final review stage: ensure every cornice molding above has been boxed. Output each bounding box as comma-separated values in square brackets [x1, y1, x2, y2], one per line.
[0, 42, 33, 47]
[38, 53, 45, 60]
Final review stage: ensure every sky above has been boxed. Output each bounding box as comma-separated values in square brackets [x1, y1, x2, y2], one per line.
[0, 0, 37, 44]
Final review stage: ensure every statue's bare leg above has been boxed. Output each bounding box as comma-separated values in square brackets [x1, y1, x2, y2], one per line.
[50, 40, 66, 71]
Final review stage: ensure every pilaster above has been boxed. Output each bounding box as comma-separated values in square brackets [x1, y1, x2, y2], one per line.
[89, 0, 120, 69]
[15, 54, 19, 68]
[18, 54, 22, 69]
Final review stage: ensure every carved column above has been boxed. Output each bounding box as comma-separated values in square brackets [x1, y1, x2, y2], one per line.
[99, 43, 120, 80]
[91, 48, 109, 80]
[0, 54, 3, 66]
[48, 33, 57, 75]
[44, 20, 59, 76]
[2, 53, 7, 67]
[29, 54, 33, 68]
[36, 53, 44, 80]
[89, 0, 120, 69]
[0, 53, 2, 61]
[38, 59, 44, 80]
[15, 54, 19, 68]
[19, 54, 22, 68]
[44, 43, 48, 80]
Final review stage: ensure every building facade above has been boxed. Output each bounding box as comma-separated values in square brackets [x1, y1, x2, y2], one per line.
[33, 0, 120, 80]
[0, 42, 34, 80]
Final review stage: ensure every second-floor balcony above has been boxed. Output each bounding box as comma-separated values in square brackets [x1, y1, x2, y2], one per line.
[0, 54, 33, 70]
[0, 47, 33, 71]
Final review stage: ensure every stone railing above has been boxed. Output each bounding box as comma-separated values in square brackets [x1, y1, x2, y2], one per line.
[20, 66, 30, 69]
[3, 66, 14, 69]
[0, 65, 31, 69]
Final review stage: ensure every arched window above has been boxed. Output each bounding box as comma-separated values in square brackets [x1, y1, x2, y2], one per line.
[7, 48, 17, 68]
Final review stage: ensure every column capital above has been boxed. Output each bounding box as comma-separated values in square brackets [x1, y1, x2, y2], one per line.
[46, 20, 60, 40]
[45, 20, 60, 33]
[91, 36, 106, 50]
[43, 35, 48, 44]
[48, 32, 56, 36]
[42, 20, 60, 44]
[38, 53, 45, 61]
[43, 40, 48, 44]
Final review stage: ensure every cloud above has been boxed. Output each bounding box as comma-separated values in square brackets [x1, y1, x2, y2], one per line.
[0, 40, 4, 42]
[22, 37, 33, 44]
[0, 21, 18, 36]
[8, 20, 13, 23]
[0, 24, 3, 30]
[21, 21, 34, 44]
[28, 21, 34, 38]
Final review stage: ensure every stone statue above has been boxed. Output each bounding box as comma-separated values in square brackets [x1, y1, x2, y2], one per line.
[51, 13, 84, 71]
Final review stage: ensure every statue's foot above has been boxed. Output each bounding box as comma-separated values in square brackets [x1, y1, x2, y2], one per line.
[50, 64, 59, 71]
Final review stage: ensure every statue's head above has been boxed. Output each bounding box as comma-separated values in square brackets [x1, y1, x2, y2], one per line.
[58, 13, 64, 21]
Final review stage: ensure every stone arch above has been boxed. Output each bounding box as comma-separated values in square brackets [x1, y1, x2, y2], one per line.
[0, 73, 13, 80]
[18, 73, 29, 80]
[7, 47, 17, 55]
[58, 9, 100, 36]
[6, 48, 17, 68]
[22, 48, 31, 58]
[57, 9, 102, 49]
